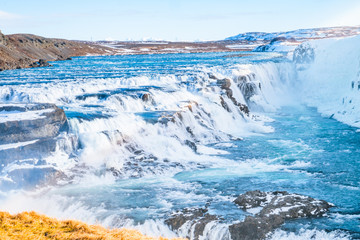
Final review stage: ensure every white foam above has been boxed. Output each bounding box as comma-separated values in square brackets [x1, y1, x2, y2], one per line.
[0, 108, 54, 123]
[267, 228, 351, 240]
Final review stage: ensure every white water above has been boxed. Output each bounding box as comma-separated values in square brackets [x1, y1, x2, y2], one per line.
[1, 43, 360, 239]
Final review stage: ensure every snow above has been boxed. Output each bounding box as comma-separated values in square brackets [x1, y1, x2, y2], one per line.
[226, 44, 261, 49]
[226, 26, 360, 42]
[196, 145, 229, 155]
[247, 207, 263, 215]
[0, 108, 54, 123]
[297, 35, 360, 128]
[0, 140, 39, 151]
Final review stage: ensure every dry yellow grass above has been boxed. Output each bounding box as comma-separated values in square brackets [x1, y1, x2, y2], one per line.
[0, 211, 186, 240]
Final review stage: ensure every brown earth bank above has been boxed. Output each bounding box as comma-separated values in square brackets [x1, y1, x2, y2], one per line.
[0, 211, 186, 240]
[0, 30, 117, 71]
[98, 40, 251, 55]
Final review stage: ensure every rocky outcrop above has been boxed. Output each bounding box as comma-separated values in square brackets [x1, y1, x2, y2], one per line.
[235, 73, 258, 103]
[165, 191, 333, 240]
[0, 31, 117, 71]
[0, 103, 71, 190]
[229, 190, 333, 240]
[28, 59, 51, 68]
[165, 208, 218, 240]
[0, 103, 68, 144]
[216, 77, 249, 115]
[0, 30, 8, 46]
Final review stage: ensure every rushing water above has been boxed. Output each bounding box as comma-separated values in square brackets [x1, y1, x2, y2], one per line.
[0, 52, 359, 239]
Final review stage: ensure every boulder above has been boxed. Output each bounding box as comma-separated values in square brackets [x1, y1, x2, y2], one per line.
[0, 103, 68, 144]
[38, 59, 50, 67]
[230, 190, 333, 240]
[0, 103, 71, 190]
[229, 215, 284, 240]
[217, 78, 250, 116]
[29, 59, 51, 68]
[165, 208, 218, 240]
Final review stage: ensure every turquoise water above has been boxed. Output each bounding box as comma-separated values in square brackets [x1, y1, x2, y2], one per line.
[0, 52, 359, 239]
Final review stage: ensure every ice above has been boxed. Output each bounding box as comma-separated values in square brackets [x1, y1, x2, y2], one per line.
[0, 108, 54, 123]
[297, 35, 360, 128]
[0, 140, 38, 151]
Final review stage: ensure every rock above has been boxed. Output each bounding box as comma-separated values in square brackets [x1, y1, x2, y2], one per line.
[66, 57, 72, 60]
[0, 103, 68, 144]
[29, 59, 51, 68]
[234, 189, 267, 210]
[229, 215, 284, 240]
[220, 96, 231, 112]
[28, 62, 38, 68]
[38, 59, 50, 67]
[234, 190, 333, 218]
[0, 30, 8, 46]
[230, 190, 333, 240]
[217, 78, 250, 116]
[0, 103, 71, 190]
[269, 37, 287, 44]
[184, 139, 197, 152]
[253, 45, 270, 52]
[141, 93, 152, 102]
[165, 208, 218, 240]
[208, 72, 219, 80]
[217, 78, 231, 89]
[164, 191, 333, 240]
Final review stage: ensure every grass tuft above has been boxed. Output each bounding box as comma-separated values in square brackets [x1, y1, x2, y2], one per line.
[0, 211, 186, 240]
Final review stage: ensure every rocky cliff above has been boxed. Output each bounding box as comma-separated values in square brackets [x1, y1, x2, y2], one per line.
[0, 30, 116, 70]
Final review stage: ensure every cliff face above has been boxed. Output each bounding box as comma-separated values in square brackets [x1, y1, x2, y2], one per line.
[0, 31, 116, 71]
[0, 30, 8, 45]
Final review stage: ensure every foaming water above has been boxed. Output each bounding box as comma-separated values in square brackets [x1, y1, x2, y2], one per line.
[0, 52, 359, 239]
[268, 229, 351, 240]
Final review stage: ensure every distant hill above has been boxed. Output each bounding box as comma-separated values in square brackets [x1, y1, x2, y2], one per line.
[224, 26, 360, 53]
[0, 30, 117, 71]
[225, 26, 360, 42]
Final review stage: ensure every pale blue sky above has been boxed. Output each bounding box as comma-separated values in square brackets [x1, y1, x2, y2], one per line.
[0, 0, 360, 41]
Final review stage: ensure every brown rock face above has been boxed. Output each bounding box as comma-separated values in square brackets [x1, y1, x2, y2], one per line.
[0, 31, 117, 71]
[0, 30, 7, 46]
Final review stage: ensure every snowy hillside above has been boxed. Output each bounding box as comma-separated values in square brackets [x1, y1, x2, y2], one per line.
[296, 35, 360, 128]
[226, 26, 360, 42]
